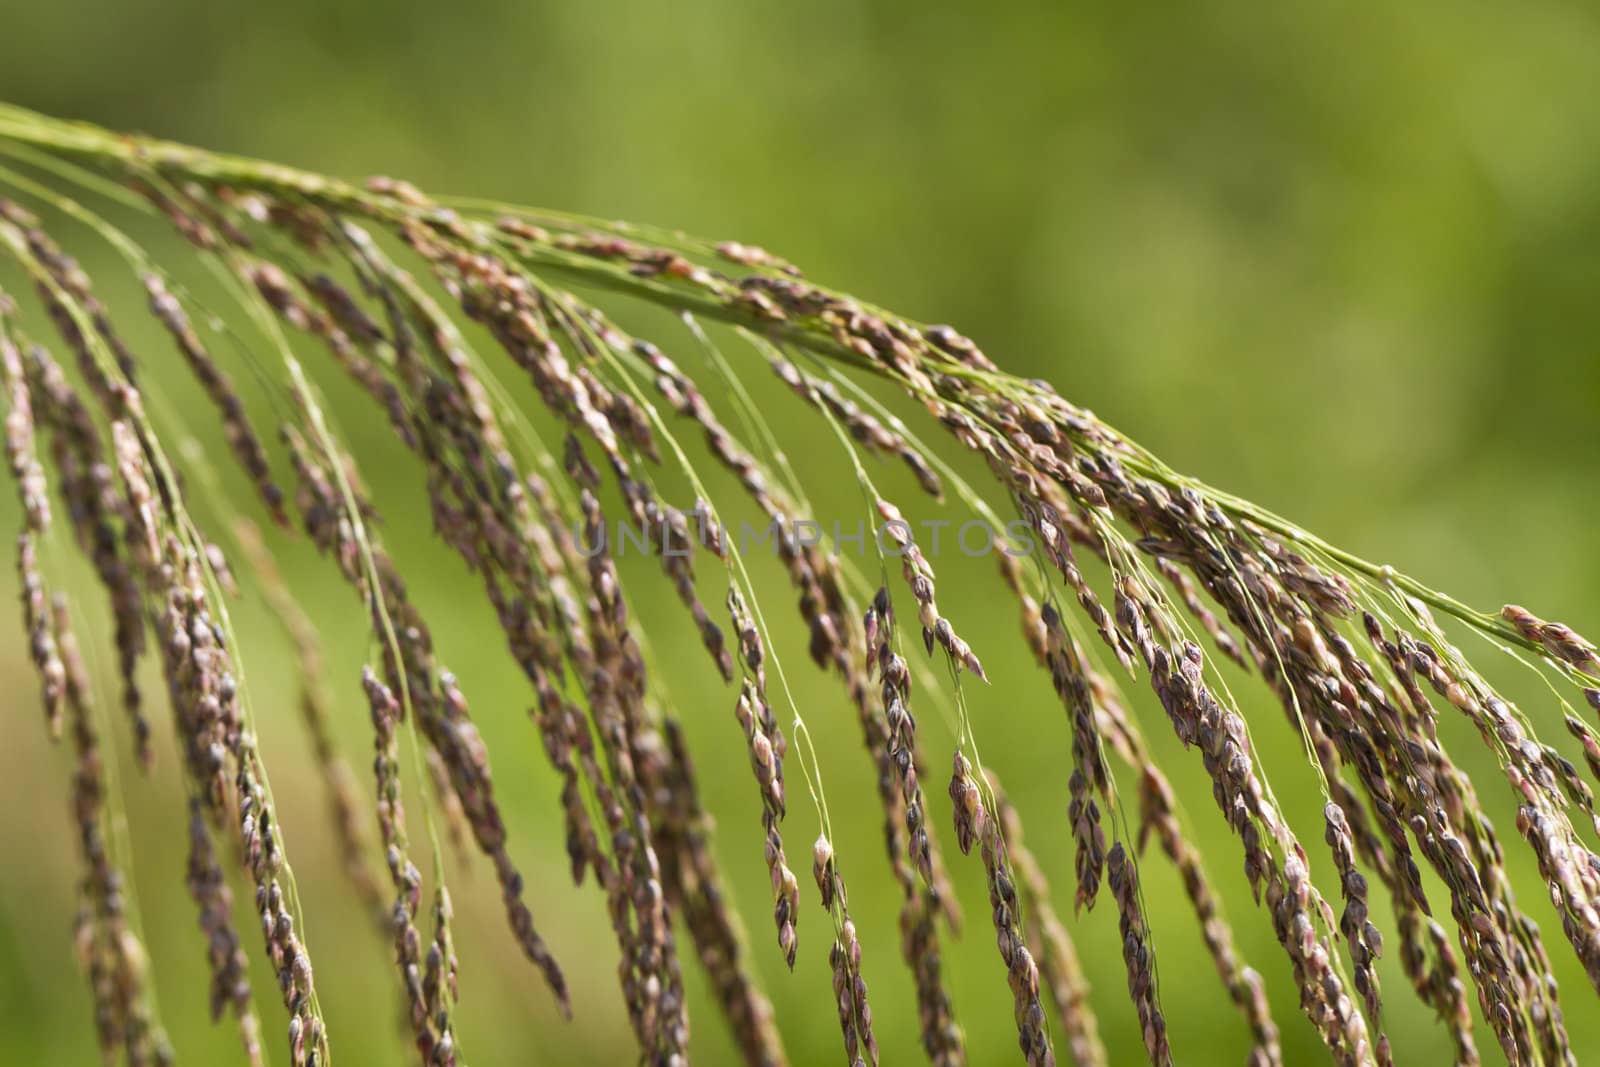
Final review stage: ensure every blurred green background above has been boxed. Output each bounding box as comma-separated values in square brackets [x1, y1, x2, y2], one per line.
[2, 2, 1599, 1064]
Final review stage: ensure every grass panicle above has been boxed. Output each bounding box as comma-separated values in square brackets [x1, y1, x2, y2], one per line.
[3, 102, 1600, 1067]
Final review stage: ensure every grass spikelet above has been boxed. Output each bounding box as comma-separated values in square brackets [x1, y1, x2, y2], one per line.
[990, 777, 1105, 1067]
[1090, 673, 1282, 1066]
[867, 587, 933, 887]
[862, 595, 962, 1064]
[643, 489, 735, 682]
[171, 537, 328, 1065]
[1503, 605, 1600, 677]
[56, 594, 174, 1065]
[18, 531, 64, 735]
[949, 752, 1052, 1065]
[1, 300, 50, 532]
[1150, 556, 1249, 671]
[1040, 602, 1108, 912]
[0, 197, 134, 400]
[144, 275, 286, 522]
[876, 499, 984, 679]
[830, 917, 877, 1067]
[562, 480, 688, 1062]
[438, 665, 572, 1016]
[1396, 907, 1478, 1066]
[423, 887, 461, 1067]
[1107, 842, 1171, 1067]
[424, 743, 475, 872]
[185, 797, 265, 1065]
[282, 420, 570, 1017]
[814, 835, 880, 1067]
[1150, 633, 1370, 1063]
[1325, 802, 1390, 1065]
[657, 718, 788, 1067]
[901, 891, 963, 1066]
[363, 666, 460, 1064]
[836, 643, 962, 1060]
[22, 342, 150, 764]
[729, 587, 799, 969]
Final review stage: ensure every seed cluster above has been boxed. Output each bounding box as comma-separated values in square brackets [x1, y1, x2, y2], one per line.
[22, 328, 152, 766]
[157, 535, 326, 1065]
[990, 778, 1105, 1067]
[58, 592, 175, 1065]
[284, 429, 571, 1018]
[866, 589, 932, 887]
[729, 588, 800, 969]
[813, 835, 879, 1067]
[950, 752, 1053, 1065]
[364, 668, 459, 1065]
[1040, 603, 1108, 913]
[656, 719, 787, 1067]
[1093, 674, 1282, 1066]
[877, 499, 985, 679]
[862, 589, 962, 1064]
[5, 104, 1600, 1067]
[1107, 843, 1171, 1066]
